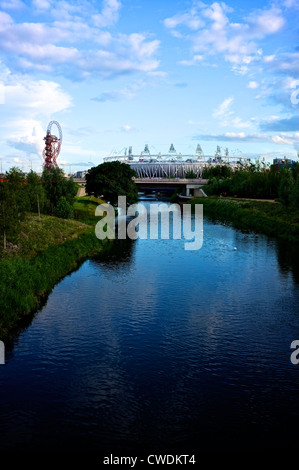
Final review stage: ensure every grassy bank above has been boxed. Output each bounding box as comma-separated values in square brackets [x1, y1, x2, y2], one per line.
[190, 197, 299, 242]
[0, 212, 108, 338]
[73, 195, 105, 224]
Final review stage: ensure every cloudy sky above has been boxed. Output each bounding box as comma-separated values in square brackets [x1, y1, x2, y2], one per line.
[0, 0, 298, 172]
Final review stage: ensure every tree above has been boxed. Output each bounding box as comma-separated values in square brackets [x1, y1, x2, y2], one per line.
[25, 170, 46, 217]
[278, 167, 294, 206]
[42, 167, 78, 214]
[0, 168, 27, 250]
[53, 196, 74, 219]
[0, 181, 15, 250]
[85, 161, 138, 206]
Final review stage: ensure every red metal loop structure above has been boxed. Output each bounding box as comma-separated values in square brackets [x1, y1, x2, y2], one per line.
[43, 121, 62, 170]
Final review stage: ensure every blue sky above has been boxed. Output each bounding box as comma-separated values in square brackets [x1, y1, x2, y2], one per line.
[0, 0, 298, 172]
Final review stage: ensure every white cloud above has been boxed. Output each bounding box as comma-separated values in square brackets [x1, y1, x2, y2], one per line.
[4, 78, 72, 114]
[92, 0, 121, 28]
[92, 80, 145, 102]
[0, 0, 25, 9]
[0, 1, 160, 78]
[164, 10, 204, 30]
[0, 11, 13, 24]
[247, 81, 259, 89]
[231, 116, 252, 128]
[264, 55, 275, 63]
[224, 132, 246, 139]
[164, 3, 286, 72]
[272, 135, 293, 145]
[195, 132, 299, 147]
[0, 72, 72, 159]
[202, 2, 232, 31]
[32, 0, 51, 10]
[267, 52, 299, 76]
[7, 119, 46, 156]
[283, 77, 299, 89]
[179, 55, 203, 66]
[247, 7, 285, 36]
[213, 96, 234, 118]
[283, 0, 299, 8]
[213, 96, 252, 129]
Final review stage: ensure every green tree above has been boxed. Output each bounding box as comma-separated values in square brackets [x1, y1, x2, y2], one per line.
[42, 167, 78, 214]
[53, 196, 74, 219]
[290, 178, 299, 207]
[278, 167, 294, 206]
[0, 168, 27, 250]
[25, 170, 46, 216]
[0, 181, 14, 250]
[202, 165, 233, 180]
[85, 161, 138, 206]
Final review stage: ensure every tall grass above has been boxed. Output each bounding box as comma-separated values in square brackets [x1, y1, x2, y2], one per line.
[190, 197, 299, 242]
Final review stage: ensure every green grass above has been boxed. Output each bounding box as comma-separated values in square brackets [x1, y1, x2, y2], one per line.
[190, 197, 299, 243]
[0, 210, 110, 338]
[7, 213, 90, 259]
[73, 195, 105, 224]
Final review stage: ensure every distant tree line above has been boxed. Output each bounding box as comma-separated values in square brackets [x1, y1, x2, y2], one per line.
[203, 162, 299, 205]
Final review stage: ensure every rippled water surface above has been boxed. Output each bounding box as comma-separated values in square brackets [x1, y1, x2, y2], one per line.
[1, 202, 299, 452]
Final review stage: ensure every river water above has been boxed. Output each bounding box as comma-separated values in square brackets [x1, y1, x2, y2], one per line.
[1, 200, 299, 453]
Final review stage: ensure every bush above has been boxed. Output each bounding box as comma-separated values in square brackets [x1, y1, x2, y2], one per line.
[53, 196, 74, 219]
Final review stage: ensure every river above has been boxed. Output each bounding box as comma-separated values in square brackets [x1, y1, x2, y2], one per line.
[1, 200, 299, 453]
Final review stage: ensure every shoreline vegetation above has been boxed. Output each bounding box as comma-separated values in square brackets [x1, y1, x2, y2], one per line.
[188, 161, 299, 243]
[189, 196, 299, 243]
[0, 204, 109, 339]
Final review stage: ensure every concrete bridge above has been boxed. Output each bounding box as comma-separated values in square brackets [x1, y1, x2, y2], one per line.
[73, 176, 209, 198]
[134, 177, 208, 197]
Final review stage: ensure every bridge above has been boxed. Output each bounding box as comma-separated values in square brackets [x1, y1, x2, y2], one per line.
[134, 177, 208, 197]
[73, 176, 208, 198]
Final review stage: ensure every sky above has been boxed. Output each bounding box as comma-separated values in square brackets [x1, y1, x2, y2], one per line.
[0, 0, 298, 173]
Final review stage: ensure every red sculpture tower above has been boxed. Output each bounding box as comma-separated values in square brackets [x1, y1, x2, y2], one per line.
[43, 121, 62, 170]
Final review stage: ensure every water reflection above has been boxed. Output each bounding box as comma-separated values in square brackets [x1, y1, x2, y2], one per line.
[275, 240, 299, 284]
[91, 238, 136, 270]
[1, 208, 299, 452]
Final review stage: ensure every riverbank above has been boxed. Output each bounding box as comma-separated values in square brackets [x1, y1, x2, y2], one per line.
[0, 212, 108, 338]
[190, 196, 299, 243]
